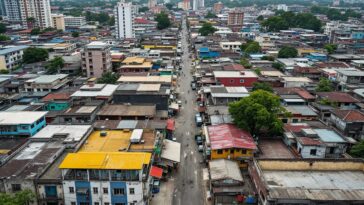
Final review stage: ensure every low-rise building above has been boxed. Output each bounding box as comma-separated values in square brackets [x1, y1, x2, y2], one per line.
[0, 111, 47, 136]
[97, 104, 156, 120]
[117, 76, 172, 86]
[316, 92, 360, 110]
[205, 85, 249, 105]
[119, 57, 153, 73]
[330, 109, 364, 140]
[71, 84, 118, 103]
[213, 71, 258, 87]
[0, 46, 28, 71]
[24, 74, 69, 93]
[64, 16, 86, 28]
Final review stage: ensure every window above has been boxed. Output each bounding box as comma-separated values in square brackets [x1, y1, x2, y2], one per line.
[71, 202, 76, 205]
[239, 79, 244, 83]
[129, 188, 135, 195]
[292, 119, 299, 123]
[94, 203, 100, 205]
[229, 79, 235, 83]
[217, 149, 223, 154]
[115, 203, 125, 205]
[310, 149, 317, 156]
[230, 149, 234, 154]
[104, 203, 110, 205]
[11, 184, 21, 192]
[103, 187, 108, 194]
[241, 149, 247, 154]
[113, 188, 125, 195]
[93, 187, 98, 194]
[69, 187, 74, 193]
[329, 147, 335, 154]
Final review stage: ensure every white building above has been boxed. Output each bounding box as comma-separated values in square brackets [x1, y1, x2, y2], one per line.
[193, 0, 204, 11]
[4, 0, 52, 29]
[115, 0, 136, 39]
[0, 46, 28, 71]
[64, 16, 86, 28]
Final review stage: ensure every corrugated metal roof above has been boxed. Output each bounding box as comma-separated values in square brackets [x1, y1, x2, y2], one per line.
[209, 159, 243, 182]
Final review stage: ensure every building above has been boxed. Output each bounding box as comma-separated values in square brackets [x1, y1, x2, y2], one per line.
[71, 84, 118, 102]
[330, 109, 364, 140]
[213, 2, 224, 13]
[59, 152, 151, 205]
[42, 92, 72, 111]
[316, 92, 359, 109]
[4, 0, 52, 29]
[81, 42, 112, 78]
[228, 10, 244, 31]
[193, 0, 204, 11]
[64, 16, 86, 28]
[206, 85, 249, 106]
[249, 159, 364, 205]
[148, 0, 157, 8]
[97, 104, 156, 120]
[0, 46, 28, 71]
[119, 57, 153, 73]
[51, 14, 65, 31]
[213, 71, 258, 87]
[113, 83, 170, 110]
[115, 0, 136, 39]
[204, 123, 257, 168]
[117, 76, 172, 86]
[24, 74, 69, 93]
[0, 111, 47, 136]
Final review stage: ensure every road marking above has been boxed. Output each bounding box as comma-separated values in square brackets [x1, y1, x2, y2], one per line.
[194, 158, 197, 164]
[190, 151, 194, 155]
[186, 131, 190, 136]
[184, 152, 187, 159]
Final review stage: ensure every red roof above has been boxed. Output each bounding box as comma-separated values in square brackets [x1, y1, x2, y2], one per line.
[42, 93, 71, 102]
[223, 64, 245, 71]
[150, 166, 163, 179]
[331, 109, 364, 122]
[207, 124, 257, 150]
[166, 119, 175, 131]
[284, 123, 310, 133]
[297, 137, 322, 146]
[134, 18, 152, 24]
[317, 92, 360, 103]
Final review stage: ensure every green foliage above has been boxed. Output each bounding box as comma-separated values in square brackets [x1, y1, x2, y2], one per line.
[229, 90, 285, 136]
[85, 11, 111, 25]
[165, 3, 173, 10]
[239, 58, 252, 69]
[108, 16, 115, 26]
[0, 34, 10, 41]
[0, 23, 7, 33]
[97, 72, 119, 84]
[64, 8, 83, 17]
[252, 82, 273, 93]
[72, 31, 80, 38]
[316, 78, 333, 92]
[205, 12, 217, 18]
[0, 189, 35, 205]
[46, 56, 64, 74]
[23, 47, 49, 64]
[311, 6, 362, 21]
[139, 7, 149, 12]
[198, 22, 217, 36]
[262, 11, 321, 32]
[257, 15, 264, 21]
[254, 68, 262, 75]
[0, 69, 9, 74]
[30, 28, 41, 35]
[350, 140, 364, 158]
[244, 41, 261, 55]
[319, 98, 338, 107]
[261, 56, 275, 61]
[272, 62, 283, 71]
[155, 12, 171, 30]
[324, 44, 337, 54]
[278, 46, 298, 58]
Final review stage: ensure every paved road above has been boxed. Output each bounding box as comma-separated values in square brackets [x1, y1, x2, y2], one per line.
[172, 15, 204, 205]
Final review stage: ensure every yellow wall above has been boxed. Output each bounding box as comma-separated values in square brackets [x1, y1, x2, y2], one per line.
[0, 56, 7, 70]
[258, 160, 364, 171]
[211, 148, 254, 168]
[143, 45, 176, 50]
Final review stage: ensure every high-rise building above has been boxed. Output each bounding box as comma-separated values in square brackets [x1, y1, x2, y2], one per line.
[64, 16, 86, 28]
[81, 42, 112, 78]
[228, 10, 244, 26]
[148, 0, 157, 9]
[115, 0, 135, 39]
[213, 2, 224, 13]
[192, 0, 204, 11]
[51, 14, 65, 31]
[3, 0, 52, 29]
[183, 0, 190, 10]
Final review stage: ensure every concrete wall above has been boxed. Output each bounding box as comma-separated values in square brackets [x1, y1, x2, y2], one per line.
[113, 94, 169, 110]
[297, 143, 326, 158]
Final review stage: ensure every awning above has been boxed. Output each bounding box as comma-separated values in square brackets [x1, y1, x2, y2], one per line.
[161, 139, 181, 163]
[76, 188, 89, 194]
[169, 103, 179, 111]
[150, 166, 163, 179]
[166, 119, 175, 131]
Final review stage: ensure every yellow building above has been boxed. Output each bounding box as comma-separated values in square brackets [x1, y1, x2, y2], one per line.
[51, 14, 65, 31]
[120, 57, 153, 72]
[205, 124, 257, 168]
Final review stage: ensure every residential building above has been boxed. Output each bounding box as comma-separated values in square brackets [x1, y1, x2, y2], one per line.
[0, 111, 47, 136]
[119, 57, 153, 73]
[55, 101, 103, 125]
[330, 109, 364, 140]
[64, 16, 86, 28]
[316, 92, 359, 109]
[4, 0, 52, 29]
[336, 69, 364, 90]
[213, 71, 258, 87]
[115, 0, 136, 39]
[148, 0, 157, 9]
[71, 84, 118, 103]
[81, 42, 112, 78]
[41, 92, 72, 111]
[205, 85, 249, 106]
[0, 46, 28, 71]
[213, 2, 224, 14]
[204, 123, 257, 168]
[192, 0, 204, 11]
[113, 83, 170, 110]
[219, 41, 242, 52]
[117, 76, 172, 86]
[59, 152, 151, 205]
[97, 104, 156, 120]
[51, 14, 65, 31]
[228, 10, 244, 26]
[249, 159, 364, 205]
[24, 74, 69, 93]
[281, 77, 312, 88]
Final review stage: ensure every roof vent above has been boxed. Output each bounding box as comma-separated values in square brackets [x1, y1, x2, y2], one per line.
[100, 131, 107, 137]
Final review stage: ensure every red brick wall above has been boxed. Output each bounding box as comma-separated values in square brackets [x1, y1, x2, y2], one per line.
[216, 77, 258, 87]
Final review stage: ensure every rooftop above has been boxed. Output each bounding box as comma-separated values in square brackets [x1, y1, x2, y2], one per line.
[213, 70, 258, 78]
[26, 74, 68, 84]
[79, 130, 131, 152]
[209, 159, 243, 182]
[0, 46, 28, 55]
[258, 139, 295, 159]
[117, 76, 172, 84]
[331, 109, 364, 122]
[317, 92, 360, 103]
[98, 104, 156, 117]
[71, 84, 118, 97]
[42, 93, 71, 102]
[59, 152, 151, 170]
[31, 125, 92, 143]
[0, 111, 47, 125]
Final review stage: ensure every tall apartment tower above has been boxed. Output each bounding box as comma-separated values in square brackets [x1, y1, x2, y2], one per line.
[193, 0, 204, 11]
[51, 14, 65, 31]
[81, 42, 112, 78]
[115, 0, 135, 39]
[148, 0, 157, 9]
[4, 0, 52, 29]
[228, 10, 244, 26]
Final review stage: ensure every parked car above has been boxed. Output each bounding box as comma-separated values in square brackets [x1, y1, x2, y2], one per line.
[198, 145, 203, 152]
[195, 113, 203, 127]
[195, 135, 203, 145]
[191, 82, 196, 90]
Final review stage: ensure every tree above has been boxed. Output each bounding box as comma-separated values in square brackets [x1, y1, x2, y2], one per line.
[244, 41, 261, 55]
[205, 12, 217, 18]
[316, 77, 333, 92]
[46, 56, 64, 74]
[324, 44, 337, 54]
[0, 69, 9, 74]
[272, 62, 283, 71]
[30, 28, 41, 35]
[72, 31, 80, 38]
[198, 22, 217, 36]
[0, 34, 10, 41]
[229, 90, 286, 136]
[165, 3, 174, 10]
[0, 189, 35, 205]
[252, 82, 273, 93]
[0, 23, 6, 33]
[139, 7, 149, 12]
[23, 47, 49, 64]
[155, 12, 171, 30]
[261, 56, 275, 61]
[239, 58, 252, 69]
[97, 72, 119, 84]
[278, 46, 298, 58]
[261, 16, 288, 32]
[108, 16, 115, 26]
[257, 15, 264, 21]
[350, 140, 364, 158]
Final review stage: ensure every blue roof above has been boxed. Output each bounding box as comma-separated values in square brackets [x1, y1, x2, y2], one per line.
[315, 129, 346, 143]
[199, 47, 209, 52]
[309, 53, 327, 57]
[0, 46, 28, 55]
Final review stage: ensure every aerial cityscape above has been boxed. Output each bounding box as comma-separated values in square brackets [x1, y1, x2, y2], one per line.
[0, 0, 363, 204]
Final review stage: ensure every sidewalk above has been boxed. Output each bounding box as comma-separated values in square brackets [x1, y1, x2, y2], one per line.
[150, 177, 175, 205]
